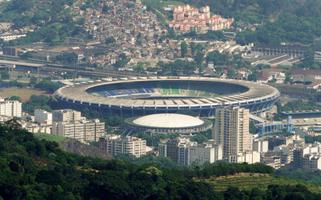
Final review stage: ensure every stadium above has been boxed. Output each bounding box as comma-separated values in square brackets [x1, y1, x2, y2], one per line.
[125, 113, 212, 134]
[54, 77, 280, 116]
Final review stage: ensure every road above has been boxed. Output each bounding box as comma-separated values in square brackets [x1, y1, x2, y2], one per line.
[0, 56, 143, 78]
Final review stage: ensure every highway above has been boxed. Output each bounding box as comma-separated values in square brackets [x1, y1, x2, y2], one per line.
[0, 56, 143, 78]
[41, 65, 141, 78]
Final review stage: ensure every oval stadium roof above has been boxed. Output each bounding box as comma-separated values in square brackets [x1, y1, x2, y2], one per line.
[132, 113, 204, 128]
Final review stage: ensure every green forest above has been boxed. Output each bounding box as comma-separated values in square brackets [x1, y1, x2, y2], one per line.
[0, 123, 321, 199]
[0, 0, 87, 45]
[172, 0, 321, 46]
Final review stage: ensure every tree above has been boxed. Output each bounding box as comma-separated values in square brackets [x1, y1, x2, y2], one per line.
[8, 96, 21, 101]
[227, 69, 236, 78]
[194, 51, 205, 66]
[34, 79, 62, 93]
[250, 121, 257, 134]
[133, 62, 145, 73]
[114, 53, 130, 69]
[102, 4, 110, 14]
[248, 71, 258, 81]
[0, 71, 10, 80]
[55, 52, 78, 64]
[22, 95, 52, 113]
[105, 36, 116, 45]
[224, 187, 245, 200]
[206, 51, 229, 66]
[181, 41, 188, 57]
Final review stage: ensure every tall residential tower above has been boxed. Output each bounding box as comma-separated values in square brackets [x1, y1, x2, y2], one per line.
[213, 107, 252, 160]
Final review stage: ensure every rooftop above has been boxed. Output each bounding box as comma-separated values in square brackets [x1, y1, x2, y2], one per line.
[132, 113, 204, 128]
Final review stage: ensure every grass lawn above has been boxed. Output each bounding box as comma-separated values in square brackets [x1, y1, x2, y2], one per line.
[34, 133, 66, 143]
[199, 173, 321, 193]
[0, 87, 48, 102]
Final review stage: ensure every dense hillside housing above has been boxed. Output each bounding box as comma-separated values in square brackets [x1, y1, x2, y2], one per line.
[169, 5, 233, 33]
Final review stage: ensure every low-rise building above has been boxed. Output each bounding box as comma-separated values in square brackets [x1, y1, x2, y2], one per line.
[262, 154, 282, 169]
[52, 109, 82, 122]
[99, 135, 147, 158]
[303, 154, 321, 170]
[159, 138, 223, 166]
[253, 139, 269, 153]
[34, 109, 52, 125]
[188, 143, 223, 166]
[228, 151, 261, 164]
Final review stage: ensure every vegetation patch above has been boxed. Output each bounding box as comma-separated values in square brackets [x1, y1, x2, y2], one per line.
[34, 133, 66, 143]
[200, 173, 321, 193]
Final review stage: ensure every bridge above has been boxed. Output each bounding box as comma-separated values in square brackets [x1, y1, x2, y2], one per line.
[0, 59, 44, 73]
[249, 114, 268, 124]
[256, 121, 294, 136]
[0, 57, 142, 78]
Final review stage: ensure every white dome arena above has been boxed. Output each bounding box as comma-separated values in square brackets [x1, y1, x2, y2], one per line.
[132, 113, 204, 128]
[126, 113, 212, 134]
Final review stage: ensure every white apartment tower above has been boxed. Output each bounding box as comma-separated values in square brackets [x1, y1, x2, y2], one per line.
[52, 109, 105, 142]
[213, 107, 252, 159]
[0, 98, 22, 117]
[52, 119, 105, 142]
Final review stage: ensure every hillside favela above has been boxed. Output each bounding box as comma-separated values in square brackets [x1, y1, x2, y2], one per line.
[2, 0, 321, 199]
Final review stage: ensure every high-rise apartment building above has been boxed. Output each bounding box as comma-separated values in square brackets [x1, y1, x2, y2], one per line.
[213, 107, 252, 159]
[52, 109, 104, 142]
[0, 98, 22, 117]
[99, 135, 147, 158]
[52, 119, 105, 142]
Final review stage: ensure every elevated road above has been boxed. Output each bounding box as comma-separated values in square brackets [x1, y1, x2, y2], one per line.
[0, 59, 44, 67]
[0, 56, 142, 78]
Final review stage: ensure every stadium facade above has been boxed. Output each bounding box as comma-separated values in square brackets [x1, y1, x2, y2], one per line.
[54, 77, 280, 116]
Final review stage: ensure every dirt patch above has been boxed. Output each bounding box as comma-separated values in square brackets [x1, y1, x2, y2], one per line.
[0, 87, 48, 102]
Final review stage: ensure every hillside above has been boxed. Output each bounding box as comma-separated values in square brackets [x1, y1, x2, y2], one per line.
[201, 173, 321, 193]
[158, 0, 321, 46]
[0, 124, 321, 199]
[0, 0, 87, 45]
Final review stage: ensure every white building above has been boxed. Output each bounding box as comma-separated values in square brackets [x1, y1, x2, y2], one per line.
[253, 139, 269, 153]
[229, 151, 260, 164]
[34, 109, 52, 125]
[52, 109, 82, 122]
[303, 154, 321, 170]
[99, 135, 147, 158]
[159, 138, 223, 166]
[0, 98, 22, 117]
[52, 119, 105, 142]
[24, 124, 52, 134]
[0, 34, 26, 41]
[302, 143, 321, 155]
[188, 143, 223, 166]
[213, 107, 252, 159]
